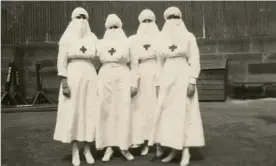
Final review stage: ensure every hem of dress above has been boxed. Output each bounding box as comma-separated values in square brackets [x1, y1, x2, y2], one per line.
[130, 141, 145, 146]
[53, 138, 95, 144]
[132, 138, 150, 143]
[96, 145, 132, 151]
[158, 142, 205, 150]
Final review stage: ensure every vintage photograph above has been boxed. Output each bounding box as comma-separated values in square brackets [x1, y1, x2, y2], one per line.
[1, 1, 276, 166]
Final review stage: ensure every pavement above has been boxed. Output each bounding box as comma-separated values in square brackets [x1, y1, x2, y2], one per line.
[2, 99, 276, 166]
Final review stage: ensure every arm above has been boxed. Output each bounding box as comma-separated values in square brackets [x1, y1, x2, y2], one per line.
[130, 51, 140, 89]
[129, 37, 140, 89]
[57, 44, 68, 78]
[154, 55, 165, 87]
[57, 44, 71, 97]
[154, 35, 166, 86]
[124, 40, 131, 64]
[187, 34, 201, 85]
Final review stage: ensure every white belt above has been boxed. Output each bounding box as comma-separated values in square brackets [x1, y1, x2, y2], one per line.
[139, 58, 156, 63]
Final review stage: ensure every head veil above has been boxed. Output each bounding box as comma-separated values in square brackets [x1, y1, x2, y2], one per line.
[103, 14, 127, 40]
[161, 6, 189, 39]
[59, 7, 94, 45]
[137, 9, 160, 36]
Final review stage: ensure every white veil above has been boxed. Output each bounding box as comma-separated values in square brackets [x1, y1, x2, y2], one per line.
[137, 9, 160, 36]
[59, 7, 95, 45]
[103, 14, 127, 40]
[161, 6, 189, 41]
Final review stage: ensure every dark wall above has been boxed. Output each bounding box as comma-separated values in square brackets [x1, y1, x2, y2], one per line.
[2, 37, 276, 102]
[1, 45, 59, 102]
[2, 1, 276, 44]
[1, 1, 276, 102]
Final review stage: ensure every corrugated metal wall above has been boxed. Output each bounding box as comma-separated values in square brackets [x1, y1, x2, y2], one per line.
[2, 1, 276, 44]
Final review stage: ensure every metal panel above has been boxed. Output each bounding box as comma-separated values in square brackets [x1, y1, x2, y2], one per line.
[1, 1, 205, 44]
[203, 1, 219, 38]
[248, 63, 276, 74]
[2, 1, 276, 44]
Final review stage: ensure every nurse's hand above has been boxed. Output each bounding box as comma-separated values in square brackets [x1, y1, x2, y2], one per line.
[61, 78, 71, 98]
[63, 86, 71, 98]
[187, 83, 195, 98]
[131, 87, 138, 97]
[156, 86, 160, 97]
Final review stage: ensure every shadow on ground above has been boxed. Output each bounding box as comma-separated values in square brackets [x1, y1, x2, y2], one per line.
[255, 115, 276, 125]
[2, 99, 276, 166]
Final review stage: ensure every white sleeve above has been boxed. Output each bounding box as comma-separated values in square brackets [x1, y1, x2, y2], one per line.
[57, 45, 68, 77]
[92, 33, 99, 59]
[154, 35, 166, 86]
[187, 33, 201, 84]
[154, 54, 165, 87]
[129, 36, 140, 89]
[125, 39, 131, 63]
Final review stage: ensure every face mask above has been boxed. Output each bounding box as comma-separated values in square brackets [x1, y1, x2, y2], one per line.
[138, 22, 158, 35]
[74, 19, 87, 37]
[104, 28, 126, 40]
[167, 19, 182, 26]
[108, 25, 122, 36]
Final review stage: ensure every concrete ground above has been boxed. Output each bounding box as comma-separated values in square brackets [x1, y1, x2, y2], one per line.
[2, 98, 276, 166]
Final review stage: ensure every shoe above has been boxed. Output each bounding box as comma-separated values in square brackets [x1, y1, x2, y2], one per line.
[180, 155, 190, 166]
[121, 150, 134, 161]
[156, 146, 164, 158]
[141, 146, 149, 156]
[161, 150, 176, 163]
[180, 149, 190, 166]
[72, 147, 80, 166]
[102, 147, 114, 162]
[83, 145, 95, 164]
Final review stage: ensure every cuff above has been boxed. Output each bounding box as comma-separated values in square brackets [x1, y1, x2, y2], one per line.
[154, 72, 160, 87]
[131, 76, 140, 89]
[154, 81, 160, 87]
[58, 72, 67, 77]
[189, 77, 197, 84]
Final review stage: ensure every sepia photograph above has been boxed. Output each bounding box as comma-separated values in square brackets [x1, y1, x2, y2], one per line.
[1, 1, 276, 166]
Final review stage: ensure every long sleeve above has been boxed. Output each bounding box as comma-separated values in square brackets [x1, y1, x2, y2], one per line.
[57, 45, 68, 77]
[129, 36, 140, 89]
[154, 35, 166, 86]
[187, 33, 201, 84]
[154, 55, 165, 87]
[130, 47, 140, 89]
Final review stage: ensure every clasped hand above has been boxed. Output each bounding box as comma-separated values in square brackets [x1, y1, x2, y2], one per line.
[131, 87, 138, 97]
[187, 83, 195, 98]
[62, 78, 71, 98]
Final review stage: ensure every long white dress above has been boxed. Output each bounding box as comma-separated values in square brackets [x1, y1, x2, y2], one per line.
[129, 34, 160, 145]
[53, 35, 98, 143]
[96, 38, 132, 150]
[148, 32, 205, 150]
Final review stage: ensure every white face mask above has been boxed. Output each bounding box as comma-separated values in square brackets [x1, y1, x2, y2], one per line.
[107, 26, 121, 36]
[166, 19, 182, 27]
[106, 29, 120, 38]
[74, 19, 87, 38]
[104, 26, 126, 40]
[138, 22, 158, 35]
